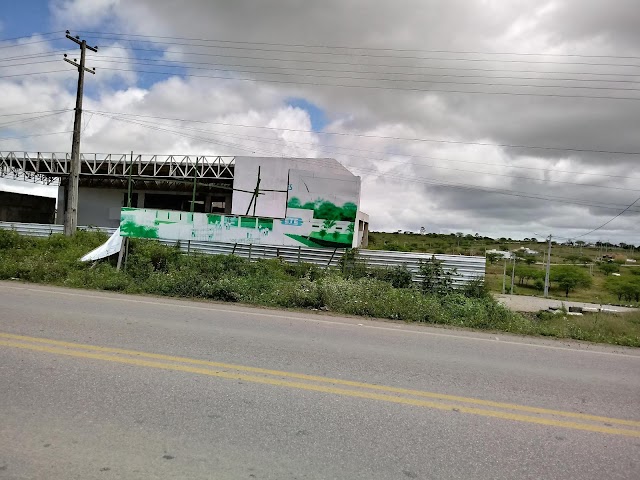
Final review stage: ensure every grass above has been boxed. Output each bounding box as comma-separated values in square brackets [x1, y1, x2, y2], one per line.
[368, 230, 640, 306]
[1, 229, 638, 347]
[523, 310, 640, 346]
[368, 231, 639, 265]
[485, 261, 640, 307]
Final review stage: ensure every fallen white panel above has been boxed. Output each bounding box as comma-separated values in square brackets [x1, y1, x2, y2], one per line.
[80, 228, 123, 262]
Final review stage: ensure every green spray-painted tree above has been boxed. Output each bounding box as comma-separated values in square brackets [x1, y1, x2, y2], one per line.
[287, 197, 302, 208]
[323, 219, 337, 230]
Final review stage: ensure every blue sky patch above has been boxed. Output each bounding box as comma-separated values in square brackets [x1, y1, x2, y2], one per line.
[286, 98, 327, 132]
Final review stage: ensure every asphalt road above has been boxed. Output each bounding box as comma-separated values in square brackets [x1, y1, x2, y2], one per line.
[1, 282, 639, 480]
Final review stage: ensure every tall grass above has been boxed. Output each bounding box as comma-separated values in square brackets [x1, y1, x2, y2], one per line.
[1, 230, 638, 347]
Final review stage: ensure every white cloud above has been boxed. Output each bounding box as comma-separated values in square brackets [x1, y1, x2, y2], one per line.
[1, 1, 639, 244]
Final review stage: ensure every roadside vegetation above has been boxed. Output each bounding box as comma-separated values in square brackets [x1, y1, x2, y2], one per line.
[0, 229, 638, 347]
[370, 230, 640, 305]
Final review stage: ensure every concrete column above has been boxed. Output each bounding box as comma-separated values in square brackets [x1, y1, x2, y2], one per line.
[55, 185, 67, 224]
[224, 193, 233, 214]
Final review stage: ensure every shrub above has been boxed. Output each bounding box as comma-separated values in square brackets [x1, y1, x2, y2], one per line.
[598, 262, 620, 276]
[462, 277, 490, 299]
[418, 256, 454, 295]
[0, 229, 24, 250]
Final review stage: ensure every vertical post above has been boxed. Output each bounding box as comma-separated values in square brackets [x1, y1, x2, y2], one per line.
[123, 236, 130, 272]
[502, 258, 507, 294]
[245, 166, 261, 216]
[120, 150, 134, 270]
[191, 156, 199, 213]
[63, 33, 97, 236]
[116, 240, 125, 270]
[248, 243, 252, 262]
[188, 156, 199, 255]
[510, 256, 516, 295]
[543, 234, 552, 298]
[127, 151, 133, 208]
[253, 166, 261, 217]
[298, 245, 301, 264]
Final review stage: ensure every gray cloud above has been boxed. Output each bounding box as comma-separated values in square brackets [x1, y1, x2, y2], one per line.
[2, 0, 639, 244]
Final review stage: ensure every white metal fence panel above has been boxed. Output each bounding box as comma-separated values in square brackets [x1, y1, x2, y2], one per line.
[0, 222, 485, 284]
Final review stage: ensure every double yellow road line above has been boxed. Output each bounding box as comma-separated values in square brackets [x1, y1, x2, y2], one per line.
[1, 331, 639, 438]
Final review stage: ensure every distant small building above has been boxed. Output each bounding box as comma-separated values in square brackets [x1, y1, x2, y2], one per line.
[626, 259, 637, 263]
[515, 247, 539, 255]
[0, 191, 55, 224]
[486, 249, 515, 260]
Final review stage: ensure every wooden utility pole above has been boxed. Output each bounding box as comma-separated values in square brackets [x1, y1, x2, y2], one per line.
[510, 256, 516, 295]
[63, 31, 97, 236]
[543, 234, 552, 297]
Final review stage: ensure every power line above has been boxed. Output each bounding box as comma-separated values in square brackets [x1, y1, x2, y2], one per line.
[95, 66, 640, 101]
[0, 108, 72, 116]
[80, 30, 640, 61]
[0, 110, 72, 128]
[84, 109, 640, 158]
[85, 52, 640, 79]
[90, 112, 640, 213]
[0, 31, 65, 42]
[89, 110, 640, 192]
[0, 70, 70, 79]
[0, 50, 71, 62]
[86, 58, 640, 92]
[0, 37, 64, 50]
[0, 130, 73, 140]
[0, 59, 62, 68]
[95, 44, 640, 70]
[82, 35, 640, 68]
[573, 195, 640, 238]
[86, 54, 640, 84]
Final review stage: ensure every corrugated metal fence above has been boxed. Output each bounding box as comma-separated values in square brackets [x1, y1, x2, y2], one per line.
[0, 221, 485, 285]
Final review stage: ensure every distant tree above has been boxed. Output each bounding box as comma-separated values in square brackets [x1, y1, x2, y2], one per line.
[551, 266, 593, 297]
[486, 252, 501, 264]
[565, 254, 581, 264]
[605, 277, 640, 302]
[599, 262, 619, 276]
[515, 265, 542, 285]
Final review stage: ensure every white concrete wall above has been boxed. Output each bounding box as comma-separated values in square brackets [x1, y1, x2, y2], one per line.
[232, 157, 358, 218]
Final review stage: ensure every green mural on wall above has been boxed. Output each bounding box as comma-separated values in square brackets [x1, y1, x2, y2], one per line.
[286, 198, 357, 222]
[120, 207, 354, 248]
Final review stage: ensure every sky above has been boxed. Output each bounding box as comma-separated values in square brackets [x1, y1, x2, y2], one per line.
[1, 0, 639, 244]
